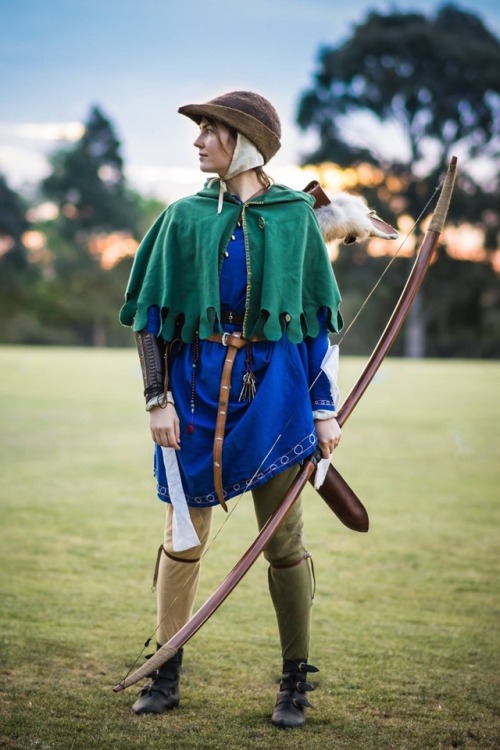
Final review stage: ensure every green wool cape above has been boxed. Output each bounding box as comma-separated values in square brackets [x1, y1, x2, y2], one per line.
[119, 182, 342, 343]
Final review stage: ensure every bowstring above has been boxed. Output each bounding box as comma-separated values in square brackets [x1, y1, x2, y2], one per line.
[336, 179, 443, 348]
[123, 178, 444, 677]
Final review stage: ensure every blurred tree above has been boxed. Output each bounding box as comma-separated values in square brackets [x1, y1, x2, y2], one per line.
[129, 190, 166, 238]
[42, 106, 141, 346]
[0, 174, 37, 323]
[44, 106, 138, 236]
[297, 4, 500, 357]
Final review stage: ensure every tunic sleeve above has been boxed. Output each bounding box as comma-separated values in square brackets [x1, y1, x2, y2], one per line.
[300, 308, 337, 413]
[145, 305, 162, 335]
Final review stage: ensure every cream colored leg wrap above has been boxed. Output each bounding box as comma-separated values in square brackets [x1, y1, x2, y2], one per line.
[156, 504, 212, 645]
[252, 466, 314, 660]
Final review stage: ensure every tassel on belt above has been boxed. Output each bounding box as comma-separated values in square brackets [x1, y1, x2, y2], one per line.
[206, 329, 264, 511]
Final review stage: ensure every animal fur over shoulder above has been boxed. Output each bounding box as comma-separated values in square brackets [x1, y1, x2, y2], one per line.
[315, 192, 398, 244]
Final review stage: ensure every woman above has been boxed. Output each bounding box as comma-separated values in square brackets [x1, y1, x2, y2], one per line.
[120, 90, 344, 729]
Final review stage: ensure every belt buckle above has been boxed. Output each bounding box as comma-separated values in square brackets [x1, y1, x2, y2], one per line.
[221, 332, 230, 346]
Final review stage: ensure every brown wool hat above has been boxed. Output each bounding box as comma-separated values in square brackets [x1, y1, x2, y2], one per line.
[178, 91, 281, 164]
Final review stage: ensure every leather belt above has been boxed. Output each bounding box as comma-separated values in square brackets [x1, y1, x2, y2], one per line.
[206, 330, 263, 511]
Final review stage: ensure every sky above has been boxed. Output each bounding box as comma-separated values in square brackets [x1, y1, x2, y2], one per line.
[1, 0, 499, 203]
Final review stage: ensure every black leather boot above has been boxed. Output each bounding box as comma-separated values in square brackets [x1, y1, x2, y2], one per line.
[271, 659, 319, 728]
[131, 648, 183, 715]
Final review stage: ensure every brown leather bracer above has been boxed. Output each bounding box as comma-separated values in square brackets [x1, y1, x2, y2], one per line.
[134, 330, 168, 405]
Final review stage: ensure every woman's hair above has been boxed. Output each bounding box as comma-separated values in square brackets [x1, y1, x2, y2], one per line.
[204, 117, 237, 158]
[255, 167, 272, 189]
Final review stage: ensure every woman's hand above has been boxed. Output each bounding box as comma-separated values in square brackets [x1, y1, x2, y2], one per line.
[314, 417, 341, 458]
[150, 403, 181, 450]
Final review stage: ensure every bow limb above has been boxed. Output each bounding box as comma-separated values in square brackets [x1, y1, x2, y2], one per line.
[336, 156, 457, 427]
[113, 454, 318, 692]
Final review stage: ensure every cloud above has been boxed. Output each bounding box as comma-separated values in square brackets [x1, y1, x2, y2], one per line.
[0, 121, 84, 188]
[0, 145, 50, 187]
[0, 122, 84, 142]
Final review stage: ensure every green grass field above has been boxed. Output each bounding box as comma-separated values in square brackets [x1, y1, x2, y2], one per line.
[0, 346, 499, 750]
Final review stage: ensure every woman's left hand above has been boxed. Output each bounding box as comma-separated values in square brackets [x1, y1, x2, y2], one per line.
[314, 417, 342, 458]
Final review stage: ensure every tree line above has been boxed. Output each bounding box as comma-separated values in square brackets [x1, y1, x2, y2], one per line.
[0, 4, 499, 356]
[0, 107, 162, 347]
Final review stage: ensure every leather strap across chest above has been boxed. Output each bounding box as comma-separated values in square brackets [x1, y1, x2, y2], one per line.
[206, 330, 264, 510]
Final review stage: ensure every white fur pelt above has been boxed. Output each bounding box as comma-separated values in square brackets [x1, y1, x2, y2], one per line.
[315, 192, 398, 244]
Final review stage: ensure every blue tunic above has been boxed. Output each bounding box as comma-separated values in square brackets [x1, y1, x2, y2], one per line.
[146, 224, 335, 507]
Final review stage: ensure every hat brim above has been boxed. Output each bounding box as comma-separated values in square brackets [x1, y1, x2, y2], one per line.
[178, 103, 280, 164]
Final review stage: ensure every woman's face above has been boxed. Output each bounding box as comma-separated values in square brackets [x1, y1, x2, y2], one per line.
[193, 118, 236, 176]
